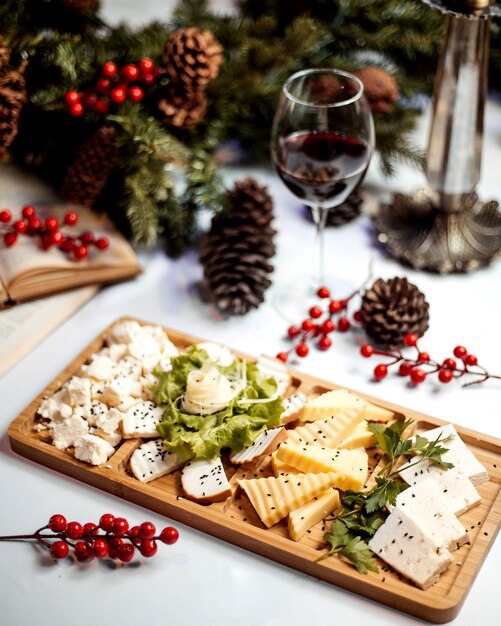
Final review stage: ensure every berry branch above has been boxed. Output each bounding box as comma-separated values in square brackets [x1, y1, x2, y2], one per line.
[0, 514, 178, 563]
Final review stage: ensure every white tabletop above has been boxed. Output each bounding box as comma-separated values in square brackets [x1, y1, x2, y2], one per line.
[1, 2, 500, 625]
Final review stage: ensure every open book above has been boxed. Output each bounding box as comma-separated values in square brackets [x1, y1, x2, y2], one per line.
[0, 204, 141, 306]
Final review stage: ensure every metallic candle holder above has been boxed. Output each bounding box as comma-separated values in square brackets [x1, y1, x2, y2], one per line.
[375, 0, 501, 273]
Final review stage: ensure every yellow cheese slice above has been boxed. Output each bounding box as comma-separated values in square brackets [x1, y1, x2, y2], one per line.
[276, 442, 368, 491]
[271, 452, 301, 477]
[288, 488, 340, 541]
[237, 472, 342, 528]
[300, 389, 395, 423]
[338, 420, 376, 450]
[286, 411, 364, 447]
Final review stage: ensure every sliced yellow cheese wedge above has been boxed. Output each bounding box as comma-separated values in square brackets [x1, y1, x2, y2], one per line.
[288, 488, 340, 541]
[338, 420, 375, 450]
[237, 472, 341, 528]
[276, 442, 368, 491]
[286, 411, 364, 448]
[300, 389, 395, 423]
[271, 453, 301, 477]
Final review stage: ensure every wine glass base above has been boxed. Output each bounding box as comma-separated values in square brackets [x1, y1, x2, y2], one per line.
[270, 273, 355, 323]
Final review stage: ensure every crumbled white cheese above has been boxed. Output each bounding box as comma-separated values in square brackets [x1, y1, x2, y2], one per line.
[99, 376, 143, 406]
[49, 415, 89, 449]
[65, 376, 91, 407]
[79, 354, 117, 381]
[106, 320, 143, 345]
[74, 434, 115, 465]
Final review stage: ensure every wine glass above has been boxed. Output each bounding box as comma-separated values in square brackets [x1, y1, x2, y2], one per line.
[270, 68, 374, 318]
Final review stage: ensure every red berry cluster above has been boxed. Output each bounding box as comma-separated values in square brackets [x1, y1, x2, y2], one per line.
[0, 514, 179, 563]
[276, 286, 360, 362]
[0, 205, 109, 260]
[360, 334, 500, 388]
[64, 58, 159, 117]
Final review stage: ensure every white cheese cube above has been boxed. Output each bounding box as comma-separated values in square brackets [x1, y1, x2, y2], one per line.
[80, 355, 117, 381]
[95, 344, 127, 362]
[74, 434, 115, 465]
[142, 325, 179, 355]
[89, 428, 122, 447]
[106, 320, 143, 345]
[130, 439, 193, 483]
[49, 415, 89, 449]
[89, 380, 106, 400]
[64, 377, 91, 407]
[122, 400, 164, 438]
[195, 341, 235, 366]
[38, 388, 72, 422]
[126, 334, 162, 361]
[99, 376, 143, 407]
[118, 396, 141, 412]
[369, 507, 453, 589]
[280, 392, 307, 424]
[113, 356, 143, 380]
[139, 374, 156, 400]
[79, 401, 109, 427]
[93, 407, 123, 435]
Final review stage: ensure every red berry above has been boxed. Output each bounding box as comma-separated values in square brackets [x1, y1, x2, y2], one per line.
[360, 344, 373, 358]
[60, 237, 75, 253]
[48, 514, 67, 533]
[92, 538, 109, 558]
[159, 526, 179, 545]
[64, 90, 80, 105]
[318, 335, 332, 351]
[321, 319, 335, 334]
[404, 333, 418, 347]
[74, 244, 88, 260]
[45, 216, 59, 232]
[296, 342, 309, 358]
[453, 345, 467, 359]
[373, 364, 388, 381]
[337, 317, 350, 332]
[139, 521, 156, 539]
[50, 231, 64, 246]
[287, 325, 300, 339]
[80, 231, 94, 244]
[108, 538, 123, 559]
[353, 309, 362, 322]
[465, 354, 478, 367]
[82, 522, 98, 536]
[22, 205, 36, 219]
[3, 232, 17, 247]
[66, 521, 83, 540]
[13, 219, 27, 233]
[128, 525, 141, 539]
[118, 544, 135, 563]
[64, 211, 78, 226]
[418, 352, 430, 363]
[95, 236, 109, 250]
[75, 541, 92, 561]
[443, 358, 456, 370]
[99, 513, 115, 531]
[139, 58, 155, 74]
[50, 540, 69, 559]
[83, 93, 97, 109]
[410, 368, 426, 384]
[121, 64, 139, 82]
[438, 369, 453, 384]
[328, 300, 342, 314]
[315, 286, 329, 298]
[398, 361, 413, 376]
[102, 61, 118, 78]
[128, 86, 144, 102]
[69, 102, 84, 117]
[28, 217, 42, 232]
[94, 99, 109, 115]
[139, 539, 157, 558]
[142, 72, 155, 86]
[41, 234, 53, 250]
[96, 77, 111, 94]
[301, 319, 315, 332]
[110, 86, 127, 104]
[309, 305, 322, 319]
[113, 517, 129, 536]
[276, 352, 288, 363]
[0, 209, 12, 223]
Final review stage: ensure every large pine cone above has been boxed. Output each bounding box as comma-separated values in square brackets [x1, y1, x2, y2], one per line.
[60, 125, 119, 207]
[199, 178, 275, 316]
[157, 85, 207, 128]
[0, 65, 27, 154]
[354, 67, 399, 113]
[163, 27, 223, 92]
[360, 277, 429, 347]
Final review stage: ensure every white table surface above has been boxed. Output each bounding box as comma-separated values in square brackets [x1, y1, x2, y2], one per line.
[1, 2, 500, 625]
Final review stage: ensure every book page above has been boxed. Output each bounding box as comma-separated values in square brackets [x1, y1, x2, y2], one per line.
[0, 286, 97, 377]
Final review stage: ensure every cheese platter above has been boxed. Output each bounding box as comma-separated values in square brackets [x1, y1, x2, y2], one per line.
[8, 317, 501, 623]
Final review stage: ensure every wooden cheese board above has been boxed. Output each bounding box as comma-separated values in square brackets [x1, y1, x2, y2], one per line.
[8, 317, 501, 624]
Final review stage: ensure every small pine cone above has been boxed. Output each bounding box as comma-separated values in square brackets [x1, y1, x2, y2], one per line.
[0, 66, 27, 153]
[307, 188, 363, 226]
[59, 0, 100, 13]
[60, 125, 119, 207]
[157, 85, 207, 129]
[360, 277, 430, 348]
[354, 67, 399, 113]
[163, 27, 223, 92]
[0, 38, 11, 72]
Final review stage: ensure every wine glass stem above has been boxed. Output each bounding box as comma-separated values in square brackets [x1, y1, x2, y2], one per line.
[311, 205, 329, 287]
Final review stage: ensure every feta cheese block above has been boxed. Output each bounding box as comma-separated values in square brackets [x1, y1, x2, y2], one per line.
[80, 400, 110, 427]
[280, 392, 307, 425]
[113, 356, 143, 380]
[130, 439, 193, 483]
[195, 341, 235, 367]
[99, 376, 143, 406]
[389, 478, 469, 551]
[414, 424, 488, 486]
[181, 457, 231, 503]
[79, 354, 117, 381]
[237, 471, 342, 528]
[122, 400, 164, 438]
[399, 460, 481, 516]
[106, 320, 143, 345]
[90, 428, 122, 447]
[230, 427, 287, 464]
[38, 388, 73, 422]
[338, 420, 376, 450]
[369, 507, 453, 589]
[74, 434, 115, 466]
[64, 376, 91, 407]
[300, 389, 395, 423]
[49, 415, 89, 449]
[255, 355, 291, 396]
[276, 442, 369, 491]
[288, 488, 340, 541]
[286, 411, 365, 448]
[95, 343, 127, 362]
[94, 407, 123, 435]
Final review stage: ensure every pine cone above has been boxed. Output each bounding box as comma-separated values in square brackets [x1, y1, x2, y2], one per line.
[354, 67, 399, 113]
[157, 85, 207, 128]
[59, 0, 100, 13]
[360, 277, 430, 347]
[0, 65, 27, 154]
[60, 125, 119, 207]
[306, 188, 363, 226]
[163, 27, 223, 92]
[199, 178, 275, 316]
[0, 38, 10, 72]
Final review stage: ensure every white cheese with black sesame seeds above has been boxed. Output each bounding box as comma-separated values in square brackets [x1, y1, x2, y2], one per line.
[79, 354, 117, 381]
[38, 389, 73, 422]
[93, 407, 123, 435]
[255, 355, 291, 396]
[64, 376, 91, 407]
[74, 434, 115, 466]
[49, 415, 89, 449]
[280, 392, 307, 424]
[113, 355, 143, 380]
[95, 343, 127, 362]
[79, 401, 109, 427]
[130, 439, 193, 483]
[230, 427, 287, 464]
[90, 427, 122, 447]
[99, 376, 143, 406]
[181, 457, 232, 503]
[122, 400, 164, 438]
[106, 320, 143, 345]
